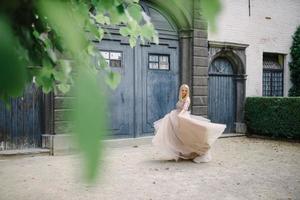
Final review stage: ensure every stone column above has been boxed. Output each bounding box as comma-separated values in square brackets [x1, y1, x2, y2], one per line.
[191, 0, 209, 117]
[179, 30, 193, 90]
[235, 75, 247, 133]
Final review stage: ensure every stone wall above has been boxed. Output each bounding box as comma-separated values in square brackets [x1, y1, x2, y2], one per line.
[191, 0, 209, 117]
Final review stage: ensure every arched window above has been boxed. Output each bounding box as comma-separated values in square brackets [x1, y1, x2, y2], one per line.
[209, 57, 234, 75]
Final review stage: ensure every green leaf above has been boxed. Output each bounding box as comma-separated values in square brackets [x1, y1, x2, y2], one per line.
[96, 0, 115, 10]
[38, 0, 88, 55]
[141, 24, 155, 40]
[89, 24, 101, 41]
[57, 83, 70, 93]
[127, 3, 142, 22]
[98, 28, 104, 41]
[97, 56, 109, 70]
[199, 0, 222, 32]
[119, 27, 131, 37]
[59, 59, 72, 75]
[53, 70, 65, 82]
[39, 32, 52, 50]
[47, 48, 57, 63]
[38, 1, 111, 183]
[105, 71, 121, 90]
[0, 19, 27, 101]
[87, 44, 95, 56]
[109, 7, 124, 24]
[129, 36, 137, 47]
[123, 0, 139, 3]
[128, 20, 139, 36]
[116, 4, 125, 15]
[32, 29, 40, 40]
[34, 58, 55, 93]
[72, 69, 108, 182]
[95, 14, 110, 24]
[153, 34, 159, 44]
[42, 80, 54, 94]
[52, 60, 72, 86]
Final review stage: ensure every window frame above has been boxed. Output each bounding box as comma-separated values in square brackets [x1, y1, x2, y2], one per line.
[262, 53, 284, 97]
[100, 50, 123, 68]
[148, 53, 171, 71]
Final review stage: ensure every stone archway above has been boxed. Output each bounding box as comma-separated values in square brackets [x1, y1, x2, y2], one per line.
[208, 41, 248, 133]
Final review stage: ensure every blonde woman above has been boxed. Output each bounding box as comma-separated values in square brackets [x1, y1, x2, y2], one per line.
[152, 84, 226, 163]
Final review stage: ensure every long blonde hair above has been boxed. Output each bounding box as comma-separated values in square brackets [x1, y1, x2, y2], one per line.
[179, 84, 190, 101]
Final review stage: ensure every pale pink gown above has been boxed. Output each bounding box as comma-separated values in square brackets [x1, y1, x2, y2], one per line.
[152, 97, 226, 160]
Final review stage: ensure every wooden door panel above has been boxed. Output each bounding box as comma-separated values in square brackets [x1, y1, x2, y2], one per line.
[0, 84, 42, 150]
[208, 76, 236, 133]
[97, 40, 135, 137]
[141, 44, 179, 134]
[208, 58, 236, 133]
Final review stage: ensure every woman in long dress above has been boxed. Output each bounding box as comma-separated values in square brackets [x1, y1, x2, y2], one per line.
[152, 84, 226, 163]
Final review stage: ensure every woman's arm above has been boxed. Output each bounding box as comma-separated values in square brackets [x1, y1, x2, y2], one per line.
[178, 109, 185, 115]
[178, 98, 190, 116]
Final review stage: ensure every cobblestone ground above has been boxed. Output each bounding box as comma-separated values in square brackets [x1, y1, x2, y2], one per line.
[0, 136, 299, 200]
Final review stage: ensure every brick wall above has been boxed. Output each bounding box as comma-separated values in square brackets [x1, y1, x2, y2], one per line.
[208, 0, 300, 96]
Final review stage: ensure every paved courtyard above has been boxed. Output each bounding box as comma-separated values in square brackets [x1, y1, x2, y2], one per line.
[0, 136, 299, 200]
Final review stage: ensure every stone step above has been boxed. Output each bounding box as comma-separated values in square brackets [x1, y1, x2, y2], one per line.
[0, 148, 50, 159]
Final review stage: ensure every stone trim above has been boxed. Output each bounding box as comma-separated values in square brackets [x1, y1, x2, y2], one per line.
[208, 41, 248, 126]
[209, 41, 249, 50]
[179, 30, 193, 89]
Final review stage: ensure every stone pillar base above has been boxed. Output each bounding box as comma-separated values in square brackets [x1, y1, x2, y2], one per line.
[42, 134, 77, 155]
[235, 122, 247, 133]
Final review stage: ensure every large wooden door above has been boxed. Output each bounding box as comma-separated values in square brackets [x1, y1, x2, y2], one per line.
[98, 39, 179, 137]
[0, 84, 43, 150]
[97, 2, 180, 138]
[97, 40, 135, 137]
[139, 42, 179, 134]
[208, 57, 236, 133]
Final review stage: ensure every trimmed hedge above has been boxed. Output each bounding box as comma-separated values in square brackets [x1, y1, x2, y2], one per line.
[245, 97, 300, 139]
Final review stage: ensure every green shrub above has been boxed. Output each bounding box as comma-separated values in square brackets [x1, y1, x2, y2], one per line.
[245, 97, 300, 139]
[289, 26, 300, 96]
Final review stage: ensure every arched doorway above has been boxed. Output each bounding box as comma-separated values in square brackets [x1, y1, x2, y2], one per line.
[208, 57, 236, 133]
[208, 42, 248, 134]
[97, 2, 180, 138]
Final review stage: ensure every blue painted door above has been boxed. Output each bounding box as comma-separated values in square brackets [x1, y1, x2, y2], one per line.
[96, 2, 179, 138]
[98, 39, 179, 137]
[97, 40, 135, 137]
[139, 43, 179, 134]
[0, 84, 42, 150]
[208, 57, 236, 133]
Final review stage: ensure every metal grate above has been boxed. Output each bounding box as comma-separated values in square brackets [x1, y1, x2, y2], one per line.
[263, 54, 283, 96]
[263, 54, 282, 70]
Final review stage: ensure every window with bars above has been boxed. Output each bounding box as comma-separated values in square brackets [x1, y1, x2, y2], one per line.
[100, 51, 122, 68]
[262, 54, 284, 96]
[148, 54, 170, 70]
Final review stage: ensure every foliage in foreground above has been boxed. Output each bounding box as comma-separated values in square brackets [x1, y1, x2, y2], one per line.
[0, 0, 221, 182]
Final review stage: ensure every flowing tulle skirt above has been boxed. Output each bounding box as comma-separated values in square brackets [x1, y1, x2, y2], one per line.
[152, 110, 226, 160]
